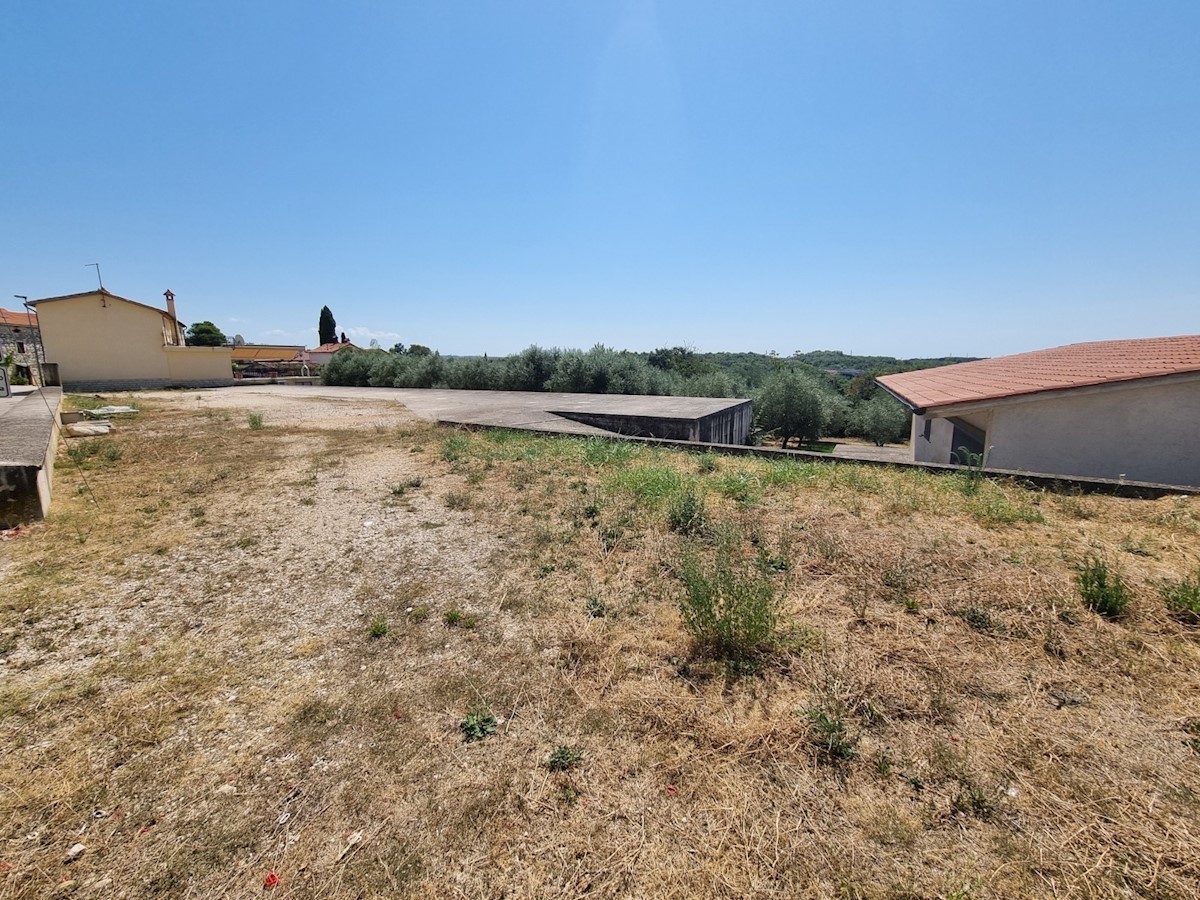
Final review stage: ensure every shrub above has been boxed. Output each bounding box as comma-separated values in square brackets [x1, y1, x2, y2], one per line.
[446, 356, 501, 391]
[1076, 556, 1131, 618]
[677, 371, 744, 399]
[1161, 570, 1200, 625]
[544, 345, 670, 396]
[321, 347, 375, 386]
[677, 532, 777, 664]
[247, 413, 264, 430]
[502, 345, 560, 392]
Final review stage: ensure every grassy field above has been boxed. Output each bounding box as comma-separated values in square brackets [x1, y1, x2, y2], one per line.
[1, 392, 1198, 898]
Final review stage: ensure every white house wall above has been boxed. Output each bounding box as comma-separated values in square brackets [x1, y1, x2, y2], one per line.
[983, 378, 1200, 486]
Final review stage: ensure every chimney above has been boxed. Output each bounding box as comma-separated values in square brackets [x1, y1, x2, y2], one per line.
[163, 289, 181, 344]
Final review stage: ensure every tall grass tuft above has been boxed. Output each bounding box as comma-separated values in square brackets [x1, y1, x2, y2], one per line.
[667, 486, 708, 536]
[1076, 556, 1131, 618]
[677, 530, 777, 666]
[1161, 569, 1200, 625]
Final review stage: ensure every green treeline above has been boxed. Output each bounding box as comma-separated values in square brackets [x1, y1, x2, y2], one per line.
[322, 344, 975, 445]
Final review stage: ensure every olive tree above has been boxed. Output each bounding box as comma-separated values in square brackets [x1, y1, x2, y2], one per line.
[852, 393, 911, 446]
[755, 371, 828, 448]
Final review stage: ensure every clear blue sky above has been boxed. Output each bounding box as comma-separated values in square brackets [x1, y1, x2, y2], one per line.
[3, 1, 1197, 358]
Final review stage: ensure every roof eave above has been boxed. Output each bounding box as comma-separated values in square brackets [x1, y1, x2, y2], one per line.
[912, 369, 1200, 418]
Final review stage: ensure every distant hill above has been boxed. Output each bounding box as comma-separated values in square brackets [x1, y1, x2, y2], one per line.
[687, 350, 981, 390]
[791, 350, 981, 371]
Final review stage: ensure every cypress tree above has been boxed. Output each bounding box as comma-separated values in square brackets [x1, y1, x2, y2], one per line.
[318, 306, 337, 345]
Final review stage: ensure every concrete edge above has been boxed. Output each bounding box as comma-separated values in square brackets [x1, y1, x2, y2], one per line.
[437, 419, 1200, 499]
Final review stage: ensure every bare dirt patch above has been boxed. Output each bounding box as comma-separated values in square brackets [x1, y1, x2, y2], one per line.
[2, 389, 1198, 898]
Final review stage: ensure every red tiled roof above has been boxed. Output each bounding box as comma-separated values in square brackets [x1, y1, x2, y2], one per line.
[0, 308, 37, 328]
[878, 335, 1200, 412]
[309, 341, 356, 353]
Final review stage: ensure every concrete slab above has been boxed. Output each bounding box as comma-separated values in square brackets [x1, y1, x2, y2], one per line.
[0, 387, 63, 527]
[188, 385, 753, 443]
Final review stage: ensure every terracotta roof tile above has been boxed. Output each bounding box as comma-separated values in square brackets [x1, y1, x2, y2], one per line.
[0, 308, 37, 328]
[878, 335, 1200, 411]
[309, 341, 356, 353]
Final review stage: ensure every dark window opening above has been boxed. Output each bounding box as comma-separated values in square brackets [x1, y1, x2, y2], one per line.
[949, 417, 986, 465]
[922, 418, 932, 441]
[16, 342, 25, 353]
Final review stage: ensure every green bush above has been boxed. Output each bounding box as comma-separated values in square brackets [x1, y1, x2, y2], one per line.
[446, 356, 502, 390]
[1161, 570, 1200, 625]
[677, 532, 777, 664]
[502, 345, 560, 392]
[1076, 556, 1131, 618]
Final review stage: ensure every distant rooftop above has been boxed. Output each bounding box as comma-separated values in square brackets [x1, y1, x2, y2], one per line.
[309, 341, 356, 353]
[0, 308, 38, 328]
[878, 335, 1200, 412]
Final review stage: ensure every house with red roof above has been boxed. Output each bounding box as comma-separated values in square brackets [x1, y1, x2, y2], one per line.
[877, 336, 1200, 488]
[0, 307, 42, 386]
[303, 340, 357, 368]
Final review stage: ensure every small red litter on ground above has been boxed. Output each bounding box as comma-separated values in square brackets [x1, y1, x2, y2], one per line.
[665, 785, 678, 795]
[263, 871, 280, 889]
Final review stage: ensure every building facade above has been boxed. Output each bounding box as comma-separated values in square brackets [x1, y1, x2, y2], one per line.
[0, 308, 42, 386]
[879, 336, 1200, 488]
[29, 289, 233, 391]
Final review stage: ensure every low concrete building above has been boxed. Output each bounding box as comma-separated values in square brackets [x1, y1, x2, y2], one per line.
[877, 335, 1200, 487]
[0, 308, 42, 386]
[29, 289, 233, 391]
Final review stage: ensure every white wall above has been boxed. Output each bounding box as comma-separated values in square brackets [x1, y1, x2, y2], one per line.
[912, 414, 953, 463]
[983, 377, 1200, 485]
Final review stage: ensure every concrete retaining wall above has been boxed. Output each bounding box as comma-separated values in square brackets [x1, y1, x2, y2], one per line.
[0, 387, 62, 527]
[62, 378, 237, 392]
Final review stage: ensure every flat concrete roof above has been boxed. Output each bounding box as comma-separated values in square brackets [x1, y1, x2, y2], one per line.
[0, 387, 62, 466]
[188, 385, 750, 437]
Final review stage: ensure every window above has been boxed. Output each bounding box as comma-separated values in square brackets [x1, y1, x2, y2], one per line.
[16, 342, 25, 353]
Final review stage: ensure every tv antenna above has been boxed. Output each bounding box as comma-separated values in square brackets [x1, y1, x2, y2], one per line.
[86, 263, 104, 290]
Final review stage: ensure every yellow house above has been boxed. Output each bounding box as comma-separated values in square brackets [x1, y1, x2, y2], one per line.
[29, 289, 233, 391]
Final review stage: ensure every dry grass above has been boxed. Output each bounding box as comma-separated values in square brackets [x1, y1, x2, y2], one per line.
[1, 392, 1198, 898]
